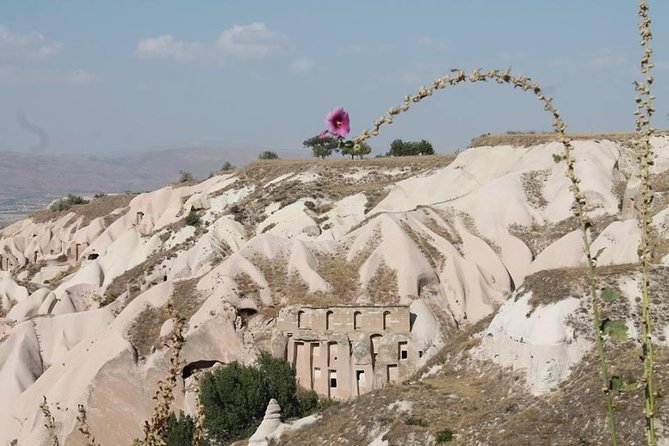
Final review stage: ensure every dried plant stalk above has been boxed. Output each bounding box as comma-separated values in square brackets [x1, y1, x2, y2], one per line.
[76, 404, 101, 446]
[634, 1, 657, 444]
[191, 375, 206, 446]
[354, 68, 619, 444]
[141, 301, 186, 446]
[39, 396, 61, 446]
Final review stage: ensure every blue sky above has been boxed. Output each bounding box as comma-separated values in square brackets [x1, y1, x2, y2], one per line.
[0, 1, 668, 157]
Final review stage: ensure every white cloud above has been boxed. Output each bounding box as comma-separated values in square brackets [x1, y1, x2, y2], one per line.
[550, 49, 630, 72]
[135, 22, 286, 63]
[68, 69, 98, 84]
[340, 44, 369, 56]
[0, 64, 18, 80]
[291, 56, 314, 74]
[217, 23, 284, 59]
[0, 25, 62, 59]
[417, 36, 450, 52]
[586, 48, 628, 70]
[497, 51, 526, 62]
[339, 43, 394, 57]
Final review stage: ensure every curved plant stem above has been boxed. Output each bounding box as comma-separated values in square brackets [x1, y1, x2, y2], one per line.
[634, 1, 656, 444]
[353, 68, 618, 445]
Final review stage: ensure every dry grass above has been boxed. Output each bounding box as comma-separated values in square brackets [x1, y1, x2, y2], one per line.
[314, 234, 381, 302]
[634, 266, 669, 344]
[126, 278, 201, 358]
[399, 221, 445, 270]
[509, 217, 579, 259]
[127, 306, 166, 358]
[648, 226, 669, 263]
[460, 213, 501, 254]
[520, 170, 550, 208]
[235, 255, 333, 318]
[218, 155, 456, 237]
[509, 214, 618, 259]
[421, 209, 463, 254]
[468, 130, 669, 149]
[611, 179, 627, 211]
[30, 193, 134, 225]
[312, 250, 365, 302]
[243, 231, 395, 309]
[523, 263, 636, 310]
[104, 256, 159, 304]
[251, 254, 333, 311]
[650, 169, 669, 193]
[239, 155, 457, 181]
[104, 236, 198, 307]
[234, 272, 261, 300]
[365, 262, 399, 304]
[44, 263, 78, 287]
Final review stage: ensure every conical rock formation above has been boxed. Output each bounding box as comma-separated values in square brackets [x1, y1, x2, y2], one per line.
[248, 398, 283, 445]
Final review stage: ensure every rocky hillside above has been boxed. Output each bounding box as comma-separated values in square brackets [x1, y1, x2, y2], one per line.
[1, 136, 669, 445]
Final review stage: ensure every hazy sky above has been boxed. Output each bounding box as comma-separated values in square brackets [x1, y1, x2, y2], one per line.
[0, 1, 668, 156]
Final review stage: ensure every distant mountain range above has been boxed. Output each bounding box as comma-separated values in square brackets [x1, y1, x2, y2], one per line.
[0, 145, 303, 200]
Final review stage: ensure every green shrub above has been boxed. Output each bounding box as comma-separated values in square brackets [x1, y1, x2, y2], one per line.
[93, 293, 117, 307]
[66, 193, 87, 205]
[220, 161, 236, 171]
[303, 135, 340, 159]
[387, 139, 434, 156]
[297, 389, 319, 415]
[163, 412, 203, 446]
[316, 396, 338, 412]
[258, 150, 279, 160]
[49, 199, 69, 212]
[178, 170, 194, 183]
[199, 353, 322, 445]
[200, 361, 269, 444]
[297, 389, 338, 416]
[341, 140, 372, 159]
[49, 194, 89, 211]
[185, 211, 201, 227]
[435, 428, 454, 443]
[406, 417, 429, 427]
[257, 353, 301, 418]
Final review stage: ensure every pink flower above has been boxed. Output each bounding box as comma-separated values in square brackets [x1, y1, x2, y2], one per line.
[325, 107, 350, 138]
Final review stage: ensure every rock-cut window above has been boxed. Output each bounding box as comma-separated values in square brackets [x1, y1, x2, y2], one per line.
[326, 310, 333, 330]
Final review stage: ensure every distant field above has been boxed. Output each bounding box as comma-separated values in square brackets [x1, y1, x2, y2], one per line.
[0, 197, 54, 227]
[468, 130, 669, 148]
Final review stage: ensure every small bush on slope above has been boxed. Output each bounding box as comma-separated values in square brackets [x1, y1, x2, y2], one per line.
[179, 170, 194, 183]
[162, 412, 207, 446]
[49, 193, 88, 211]
[198, 353, 320, 444]
[258, 150, 279, 160]
[185, 210, 201, 226]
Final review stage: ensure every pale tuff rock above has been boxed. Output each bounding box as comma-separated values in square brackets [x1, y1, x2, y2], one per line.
[248, 398, 283, 445]
[0, 138, 667, 444]
[475, 292, 588, 394]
